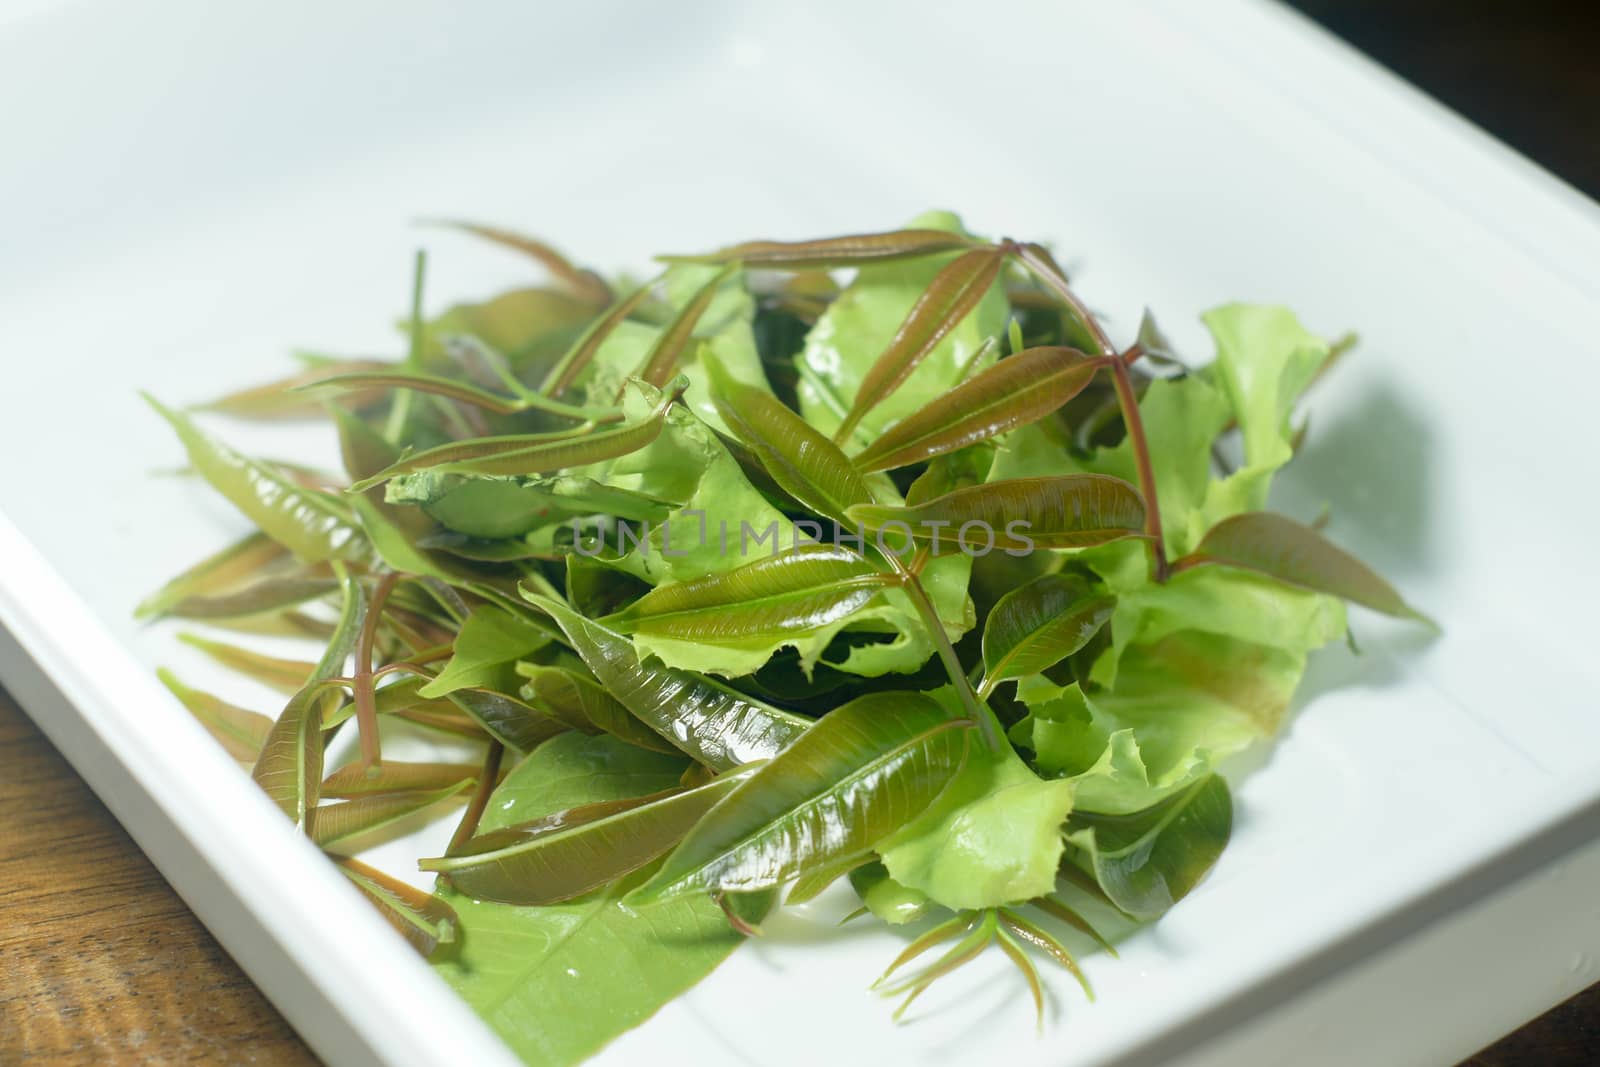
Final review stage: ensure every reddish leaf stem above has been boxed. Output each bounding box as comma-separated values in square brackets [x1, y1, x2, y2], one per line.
[1109, 358, 1169, 581]
[353, 572, 401, 771]
[446, 740, 504, 855]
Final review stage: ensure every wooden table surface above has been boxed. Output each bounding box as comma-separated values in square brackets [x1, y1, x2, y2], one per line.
[3, 4, 1598, 1065]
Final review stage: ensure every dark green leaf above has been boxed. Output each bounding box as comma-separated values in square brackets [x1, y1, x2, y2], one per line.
[634, 691, 972, 901]
[606, 545, 891, 642]
[848, 474, 1147, 552]
[853, 346, 1102, 471]
[705, 355, 872, 523]
[422, 767, 756, 904]
[981, 575, 1115, 689]
[517, 664, 681, 754]
[1065, 774, 1233, 919]
[525, 592, 811, 771]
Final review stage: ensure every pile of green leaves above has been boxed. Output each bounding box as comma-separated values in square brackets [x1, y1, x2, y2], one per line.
[142, 213, 1428, 1065]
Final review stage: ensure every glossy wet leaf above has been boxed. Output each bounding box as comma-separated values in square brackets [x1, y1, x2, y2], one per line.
[518, 664, 680, 754]
[146, 396, 367, 562]
[849, 861, 932, 926]
[1064, 774, 1233, 920]
[849, 474, 1147, 553]
[447, 687, 568, 753]
[852, 346, 1102, 472]
[663, 228, 980, 269]
[525, 592, 811, 771]
[157, 668, 273, 761]
[634, 691, 972, 901]
[981, 574, 1115, 688]
[705, 355, 872, 523]
[1184, 511, 1431, 622]
[834, 245, 1008, 441]
[606, 545, 891, 642]
[424, 767, 756, 904]
[334, 856, 458, 956]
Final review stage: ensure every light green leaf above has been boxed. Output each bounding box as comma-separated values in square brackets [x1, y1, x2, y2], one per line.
[420, 606, 551, 699]
[879, 735, 1074, 911]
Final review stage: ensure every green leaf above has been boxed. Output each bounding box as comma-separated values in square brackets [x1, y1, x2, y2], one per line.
[389, 472, 673, 540]
[879, 735, 1074, 910]
[157, 668, 274, 761]
[705, 355, 872, 523]
[352, 384, 680, 488]
[635, 691, 972, 901]
[446, 688, 569, 753]
[517, 664, 681, 754]
[662, 228, 980, 269]
[433, 884, 745, 1067]
[423, 766, 756, 904]
[852, 346, 1102, 472]
[145, 395, 367, 562]
[249, 565, 366, 832]
[1183, 512, 1431, 622]
[420, 606, 551, 698]
[834, 245, 1009, 441]
[606, 545, 893, 676]
[848, 474, 1146, 553]
[1064, 774, 1233, 919]
[479, 732, 689, 833]
[849, 861, 932, 926]
[981, 575, 1114, 690]
[431, 730, 749, 1066]
[524, 592, 811, 771]
[300, 369, 608, 421]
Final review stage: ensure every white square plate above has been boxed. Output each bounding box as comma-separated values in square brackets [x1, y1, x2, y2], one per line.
[3, 2, 1599, 1065]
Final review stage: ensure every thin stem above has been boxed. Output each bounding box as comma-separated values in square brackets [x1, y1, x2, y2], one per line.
[884, 553, 1002, 750]
[1015, 244, 1169, 582]
[446, 740, 504, 855]
[1110, 359, 1169, 581]
[385, 249, 428, 443]
[1015, 244, 1114, 356]
[353, 572, 401, 771]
